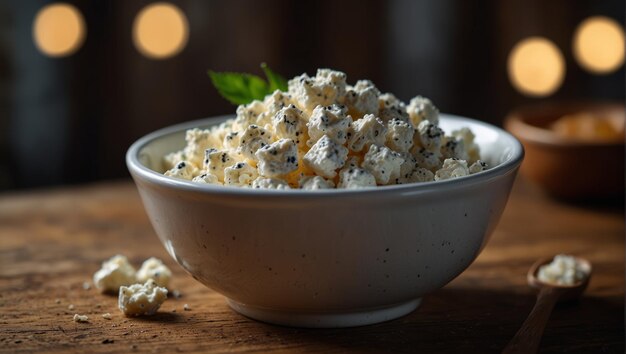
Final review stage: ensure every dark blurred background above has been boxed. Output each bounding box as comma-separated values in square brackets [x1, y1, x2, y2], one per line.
[0, 0, 624, 190]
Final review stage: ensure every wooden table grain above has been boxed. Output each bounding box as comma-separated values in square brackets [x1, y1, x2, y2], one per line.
[0, 178, 623, 353]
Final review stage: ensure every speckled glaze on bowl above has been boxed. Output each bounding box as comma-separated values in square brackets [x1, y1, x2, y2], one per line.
[126, 114, 524, 328]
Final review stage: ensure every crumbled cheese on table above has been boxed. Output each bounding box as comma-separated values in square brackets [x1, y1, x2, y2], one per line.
[73, 314, 89, 323]
[118, 280, 168, 316]
[93, 255, 137, 294]
[136, 257, 172, 288]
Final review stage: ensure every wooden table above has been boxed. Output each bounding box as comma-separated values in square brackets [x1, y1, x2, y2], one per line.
[1, 178, 623, 353]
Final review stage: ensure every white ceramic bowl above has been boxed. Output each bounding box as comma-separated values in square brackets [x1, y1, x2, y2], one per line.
[126, 114, 524, 328]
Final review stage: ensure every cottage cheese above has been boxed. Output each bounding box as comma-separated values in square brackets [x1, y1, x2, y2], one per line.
[118, 280, 168, 316]
[93, 255, 137, 294]
[537, 254, 588, 286]
[163, 68, 486, 189]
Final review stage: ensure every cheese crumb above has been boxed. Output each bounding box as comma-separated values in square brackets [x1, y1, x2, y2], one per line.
[136, 257, 172, 288]
[102, 313, 112, 320]
[183, 304, 191, 311]
[93, 255, 137, 294]
[73, 314, 89, 323]
[118, 280, 168, 317]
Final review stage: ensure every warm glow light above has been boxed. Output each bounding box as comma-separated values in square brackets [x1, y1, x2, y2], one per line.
[133, 2, 189, 59]
[507, 37, 565, 97]
[33, 3, 86, 57]
[573, 16, 625, 74]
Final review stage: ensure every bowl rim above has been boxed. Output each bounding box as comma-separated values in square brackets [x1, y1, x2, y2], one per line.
[126, 114, 524, 197]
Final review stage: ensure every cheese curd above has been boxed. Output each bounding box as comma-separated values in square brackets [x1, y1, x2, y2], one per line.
[416, 120, 444, 151]
[272, 104, 307, 148]
[338, 165, 377, 189]
[348, 114, 387, 152]
[224, 162, 258, 187]
[362, 145, 404, 185]
[306, 104, 352, 145]
[136, 257, 172, 288]
[386, 118, 414, 153]
[452, 127, 480, 163]
[205, 149, 235, 181]
[434, 158, 470, 181]
[118, 280, 168, 317]
[378, 93, 410, 123]
[235, 100, 266, 128]
[412, 146, 442, 171]
[469, 160, 488, 174]
[192, 172, 220, 184]
[299, 175, 334, 190]
[441, 136, 469, 161]
[255, 138, 298, 177]
[93, 255, 137, 294]
[303, 135, 349, 178]
[407, 96, 439, 126]
[252, 177, 291, 189]
[164, 161, 197, 180]
[342, 80, 380, 116]
[237, 125, 272, 160]
[163, 68, 486, 189]
[182, 128, 221, 168]
[288, 69, 347, 113]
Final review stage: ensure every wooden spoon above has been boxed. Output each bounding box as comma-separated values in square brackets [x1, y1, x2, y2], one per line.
[502, 257, 592, 354]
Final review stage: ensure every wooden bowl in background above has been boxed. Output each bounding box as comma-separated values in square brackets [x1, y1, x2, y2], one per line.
[505, 101, 624, 200]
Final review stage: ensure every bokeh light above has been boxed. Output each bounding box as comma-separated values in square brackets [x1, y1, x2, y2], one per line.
[133, 2, 189, 59]
[33, 3, 86, 57]
[573, 16, 625, 74]
[507, 37, 565, 97]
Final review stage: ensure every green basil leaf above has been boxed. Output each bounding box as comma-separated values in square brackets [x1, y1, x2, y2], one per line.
[208, 71, 269, 105]
[261, 63, 288, 92]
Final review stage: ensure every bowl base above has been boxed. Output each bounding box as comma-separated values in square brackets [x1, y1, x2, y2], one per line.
[226, 298, 422, 328]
